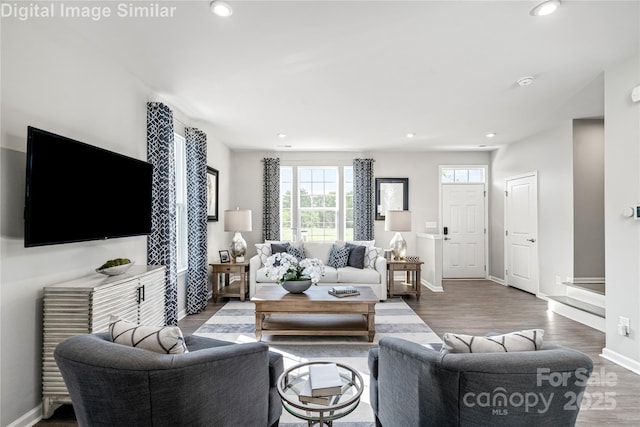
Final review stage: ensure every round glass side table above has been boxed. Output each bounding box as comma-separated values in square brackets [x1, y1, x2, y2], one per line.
[277, 361, 364, 427]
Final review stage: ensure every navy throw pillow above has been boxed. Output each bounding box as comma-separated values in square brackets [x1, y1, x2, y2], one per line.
[345, 243, 366, 269]
[271, 242, 291, 254]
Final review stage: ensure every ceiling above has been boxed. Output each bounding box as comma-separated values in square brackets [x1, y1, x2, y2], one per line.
[63, 1, 639, 152]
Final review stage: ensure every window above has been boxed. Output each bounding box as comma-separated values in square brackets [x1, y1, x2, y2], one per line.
[280, 166, 353, 242]
[174, 133, 188, 272]
[440, 167, 485, 183]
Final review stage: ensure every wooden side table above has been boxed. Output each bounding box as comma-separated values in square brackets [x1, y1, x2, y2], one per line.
[386, 259, 424, 300]
[210, 261, 250, 303]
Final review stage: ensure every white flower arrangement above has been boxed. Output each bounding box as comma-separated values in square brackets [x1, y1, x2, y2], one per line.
[264, 252, 324, 285]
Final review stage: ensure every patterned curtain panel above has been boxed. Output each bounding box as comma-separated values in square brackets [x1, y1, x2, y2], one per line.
[185, 128, 208, 315]
[353, 158, 375, 241]
[146, 102, 178, 326]
[262, 158, 280, 241]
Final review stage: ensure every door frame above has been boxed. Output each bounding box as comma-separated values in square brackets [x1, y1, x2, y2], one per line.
[503, 171, 539, 294]
[438, 165, 489, 279]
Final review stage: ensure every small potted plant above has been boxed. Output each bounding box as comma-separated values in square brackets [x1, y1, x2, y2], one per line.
[264, 252, 324, 293]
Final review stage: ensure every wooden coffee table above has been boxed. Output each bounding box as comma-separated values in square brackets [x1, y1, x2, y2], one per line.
[251, 286, 378, 342]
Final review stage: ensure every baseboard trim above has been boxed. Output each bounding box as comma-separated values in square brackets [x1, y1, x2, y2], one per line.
[421, 278, 443, 292]
[488, 275, 506, 286]
[601, 347, 640, 375]
[7, 404, 40, 427]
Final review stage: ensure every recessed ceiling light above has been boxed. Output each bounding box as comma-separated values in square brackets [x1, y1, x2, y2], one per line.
[277, 133, 287, 139]
[517, 76, 535, 86]
[210, 0, 232, 17]
[530, 0, 560, 17]
[485, 133, 496, 138]
[406, 133, 416, 138]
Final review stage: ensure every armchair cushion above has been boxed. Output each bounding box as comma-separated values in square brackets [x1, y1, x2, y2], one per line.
[108, 315, 188, 354]
[442, 329, 544, 353]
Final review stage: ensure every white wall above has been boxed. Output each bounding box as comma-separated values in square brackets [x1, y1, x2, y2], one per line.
[0, 18, 230, 425]
[602, 55, 640, 369]
[489, 122, 574, 296]
[231, 150, 490, 257]
[573, 119, 605, 279]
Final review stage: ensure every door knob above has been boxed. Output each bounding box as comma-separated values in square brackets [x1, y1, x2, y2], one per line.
[526, 238, 536, 243]
[444, 237, 451, 241]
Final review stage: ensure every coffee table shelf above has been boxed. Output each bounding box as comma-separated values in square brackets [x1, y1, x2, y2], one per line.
[251, 286, 378, 342]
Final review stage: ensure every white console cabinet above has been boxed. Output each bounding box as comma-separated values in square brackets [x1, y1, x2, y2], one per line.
[41, 265, 166, 418]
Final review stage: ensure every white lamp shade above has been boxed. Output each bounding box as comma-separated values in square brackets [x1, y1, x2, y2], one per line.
[224, 209, 252, 232]
[385, 210, 412, 232]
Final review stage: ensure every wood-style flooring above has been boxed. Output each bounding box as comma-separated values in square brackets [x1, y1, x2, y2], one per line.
[37, 279, 640, 426]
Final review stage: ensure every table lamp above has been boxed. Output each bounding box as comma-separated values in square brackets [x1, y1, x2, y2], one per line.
[385, 210, 411, 260]
[224, 208, 252, 262]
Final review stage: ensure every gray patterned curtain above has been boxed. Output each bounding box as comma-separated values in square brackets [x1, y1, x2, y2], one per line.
[185, 128, 208, 314]
[262, 158, 280, 241]
[146, 102, 178, 325]
[353, 158, 375, 241]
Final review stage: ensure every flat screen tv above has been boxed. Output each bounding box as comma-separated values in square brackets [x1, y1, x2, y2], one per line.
[24, 126, 153, 247]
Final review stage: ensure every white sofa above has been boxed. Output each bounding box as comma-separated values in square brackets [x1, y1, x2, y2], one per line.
[249, 241, 388, 301]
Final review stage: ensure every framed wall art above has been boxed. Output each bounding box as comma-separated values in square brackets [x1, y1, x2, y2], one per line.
[207, 166, 219, 221]
[375, 177, 409, 221]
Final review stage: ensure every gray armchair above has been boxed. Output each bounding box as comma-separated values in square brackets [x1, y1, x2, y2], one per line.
[54, 332, 283, 427]
[368, 336, 593, 427]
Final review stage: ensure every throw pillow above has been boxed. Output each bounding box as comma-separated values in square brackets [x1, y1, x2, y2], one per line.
[109, 315, 188, 354]
[271, 242, 291, 254]
[345, 243, 366, 269]
[327, 244, 349, 268]
[255, 243, 272, 266]
[441, 329, 544, 354]
[364, 246, 381, 268]
[287, 245, 305, 261]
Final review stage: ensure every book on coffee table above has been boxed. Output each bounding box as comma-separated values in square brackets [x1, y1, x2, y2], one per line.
[329, 286, 360, 297]
[298, 379, 333, 405]
[309, 363, 342, 397]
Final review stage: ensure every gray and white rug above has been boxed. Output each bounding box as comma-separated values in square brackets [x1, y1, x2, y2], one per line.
[194, 298, 442, 427]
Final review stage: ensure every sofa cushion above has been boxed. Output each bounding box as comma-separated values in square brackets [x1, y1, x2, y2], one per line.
[442, 329, 544, 354]
[287, 245, 305, 260]
[318, 266, 338, 282]
[303, 241, 333, 265]
[271, 242, 290, 254]
[255, 243, 272, 266]
[108, 315, 188, 354]
[345, 243, 366, 269]
[328, 244, 350, 268]
[337, 266, 381, 284]
[364, 246, 381, 268]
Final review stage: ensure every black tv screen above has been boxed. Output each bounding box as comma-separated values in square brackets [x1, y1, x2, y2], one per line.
[24, 126, 153, 247]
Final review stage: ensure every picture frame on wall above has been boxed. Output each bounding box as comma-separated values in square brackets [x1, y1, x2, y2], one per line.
[219, 250, 230, 263]
[375, 177, 409, 221]
[207, 166, 219, 221]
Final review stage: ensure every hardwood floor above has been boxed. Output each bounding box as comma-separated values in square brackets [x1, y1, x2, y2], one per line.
[37, 279, 640, 426]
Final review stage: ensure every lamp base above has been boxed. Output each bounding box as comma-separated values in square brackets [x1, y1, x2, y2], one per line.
[230, 231, 247, 260]
[390, 232, 407, 260]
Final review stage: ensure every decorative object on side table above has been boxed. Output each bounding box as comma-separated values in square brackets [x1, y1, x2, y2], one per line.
[385, 210, 412, 260]
[96, 258, 134, 276]
[219, 250, 230, 263]
[264, 252, 324, 293]
[224, 207, 252, 262]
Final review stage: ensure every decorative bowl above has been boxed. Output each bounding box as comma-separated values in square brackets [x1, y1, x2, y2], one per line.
[96, 261, 135, 276]
[281, 279, 312, 293]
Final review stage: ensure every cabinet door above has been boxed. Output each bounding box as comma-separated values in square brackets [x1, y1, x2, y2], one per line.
[92, 280, 138, 331]
[138, 269, 166, 325]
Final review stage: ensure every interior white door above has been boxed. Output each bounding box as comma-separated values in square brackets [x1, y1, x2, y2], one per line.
[442, 184, 486, 278]
[505, 174, 539, 294]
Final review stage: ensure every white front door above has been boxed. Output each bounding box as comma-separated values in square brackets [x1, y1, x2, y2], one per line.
[505, 174, 539, 294]
[442, 184, 486, 278]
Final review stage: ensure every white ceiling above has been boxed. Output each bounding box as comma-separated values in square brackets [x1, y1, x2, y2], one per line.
[64, 1, 639, 152]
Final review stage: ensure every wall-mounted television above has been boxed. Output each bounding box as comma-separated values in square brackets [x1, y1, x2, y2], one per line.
[24, 126, 153, 247]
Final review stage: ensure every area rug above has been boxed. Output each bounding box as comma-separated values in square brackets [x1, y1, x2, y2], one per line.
[193, 298, 442, 427]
